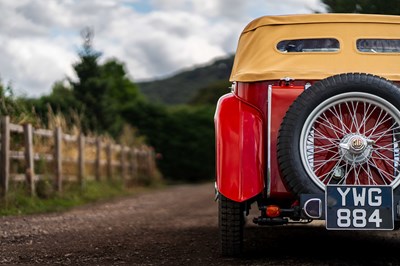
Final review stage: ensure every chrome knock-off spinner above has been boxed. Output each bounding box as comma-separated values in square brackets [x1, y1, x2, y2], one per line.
[339, 134, 374, 165]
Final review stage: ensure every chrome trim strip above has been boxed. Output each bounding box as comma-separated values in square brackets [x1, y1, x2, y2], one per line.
[214, 182, 219, 201]
[230, 81, 236, 93]
[267, 85, 272, 197]
[303, 198, 322, 219]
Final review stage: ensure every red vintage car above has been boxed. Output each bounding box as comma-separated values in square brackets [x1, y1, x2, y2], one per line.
[215, 13, 400, 256]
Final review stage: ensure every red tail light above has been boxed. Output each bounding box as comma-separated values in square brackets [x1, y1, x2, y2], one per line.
[266, 205, 281, 217]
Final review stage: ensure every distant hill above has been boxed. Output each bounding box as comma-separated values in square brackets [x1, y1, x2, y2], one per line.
[136, 55, 234, 105]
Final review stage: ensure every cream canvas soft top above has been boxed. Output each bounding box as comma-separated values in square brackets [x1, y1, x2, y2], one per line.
[230, 13, 400, 82]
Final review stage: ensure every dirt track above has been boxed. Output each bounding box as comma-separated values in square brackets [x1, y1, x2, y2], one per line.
[0, 182, 399, 265]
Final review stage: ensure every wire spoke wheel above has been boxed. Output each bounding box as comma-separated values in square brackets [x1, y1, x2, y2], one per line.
[300, 93, 400, 190]
[278, 73, 400, 195]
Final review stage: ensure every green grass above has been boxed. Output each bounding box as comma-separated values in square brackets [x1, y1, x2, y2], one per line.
[0, 179, 165, 216]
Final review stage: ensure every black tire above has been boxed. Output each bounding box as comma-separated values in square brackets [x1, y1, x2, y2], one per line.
[394, 221, 400, 230]
[277, 73, 400, 196]
[218, 194, 244, 257]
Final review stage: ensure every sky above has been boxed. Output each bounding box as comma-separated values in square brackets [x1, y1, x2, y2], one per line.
[0, 0, 326, 97]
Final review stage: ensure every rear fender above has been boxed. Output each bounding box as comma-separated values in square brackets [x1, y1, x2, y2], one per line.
[214, 93, 264, 202]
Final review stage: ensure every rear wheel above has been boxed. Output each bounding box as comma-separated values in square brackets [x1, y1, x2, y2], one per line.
[278, 73, 400, 195]
[218, 194, 244, 256]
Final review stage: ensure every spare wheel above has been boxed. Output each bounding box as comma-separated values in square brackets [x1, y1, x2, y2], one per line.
[277, 73, 400, 196]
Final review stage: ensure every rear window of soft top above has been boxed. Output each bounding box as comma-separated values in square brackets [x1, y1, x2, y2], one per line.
[277, 38, 340, 53]
[357, 39, 400, 53]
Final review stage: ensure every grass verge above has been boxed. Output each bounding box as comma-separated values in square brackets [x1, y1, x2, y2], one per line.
[0, 179, 165, 216]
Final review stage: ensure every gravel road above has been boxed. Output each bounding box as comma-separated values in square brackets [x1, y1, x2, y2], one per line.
[0, 182, 399, 265]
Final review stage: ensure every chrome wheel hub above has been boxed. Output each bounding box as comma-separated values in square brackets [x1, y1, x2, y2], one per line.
[339, 134, 374, 165]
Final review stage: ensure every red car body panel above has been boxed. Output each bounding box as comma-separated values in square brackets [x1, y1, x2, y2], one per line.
[215, 81, 308, 202]
[268, 85, 304, 199]
[214, 92, 264, 202]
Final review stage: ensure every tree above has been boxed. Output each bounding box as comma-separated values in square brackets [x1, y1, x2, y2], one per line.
[69, 28, 144, 137]
[69, 28, 105, 134]
[23, 81, 80, 129]
[321, 0, 400, 14]
[98, 59, 144, 137]
[122, 102, 216, 181]
[189, 80, 231, 106]
[0, 80, 35, 125]
[162, 105, 215, 181]
[25, 27, 218, 182]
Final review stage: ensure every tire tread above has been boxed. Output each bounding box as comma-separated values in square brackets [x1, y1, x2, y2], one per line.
[219, 195, 244, 257]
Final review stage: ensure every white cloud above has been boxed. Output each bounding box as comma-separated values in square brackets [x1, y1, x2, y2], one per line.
[264, 0, 325, 15]
[0, 36, 78, 96]
[0, 0, 326, 97]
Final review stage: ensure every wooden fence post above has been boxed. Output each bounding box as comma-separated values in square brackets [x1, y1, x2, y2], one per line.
[24, 123, 35, 196]
[54, 126, 62, 193]
[95, 138, 101, 181]
[78, 133, 85, 187]
[146, 147, 152, 177]
[130, 147, 138, 181]
[0, 116, 10, 198]
[149, 146, 156, 178]
[120, 146, 126, 181]
[106, 143, 112, 180]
